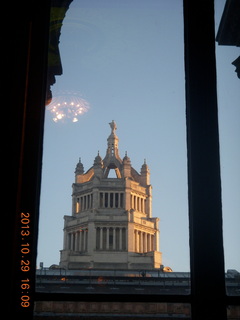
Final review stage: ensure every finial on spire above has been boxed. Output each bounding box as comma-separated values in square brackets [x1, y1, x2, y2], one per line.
[109, 120, 117, 134]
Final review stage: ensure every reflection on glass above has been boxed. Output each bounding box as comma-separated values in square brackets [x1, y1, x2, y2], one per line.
[37, 0, 190, 295]
[227, 305, 240, 319]
[215, 0, 240, 291]
[46, 90, 90, 123]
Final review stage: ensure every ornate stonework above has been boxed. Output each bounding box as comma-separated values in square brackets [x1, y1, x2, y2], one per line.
[60, 121, 162, 269]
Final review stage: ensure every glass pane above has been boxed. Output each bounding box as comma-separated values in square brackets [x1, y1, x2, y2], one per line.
[215, 0, 240, 292]
[227, 305, 240, 319]
[37, 0, 189, 295]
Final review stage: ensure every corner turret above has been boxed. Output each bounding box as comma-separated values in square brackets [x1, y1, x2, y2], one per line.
[75, 158, 84, 181]
[122, 151, 131, 178]
[93, 151, 103, 178]
[140, 159, 150, 186]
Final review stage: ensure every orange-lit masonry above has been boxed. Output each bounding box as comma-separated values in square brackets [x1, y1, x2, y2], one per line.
[60, 121, 162, 270]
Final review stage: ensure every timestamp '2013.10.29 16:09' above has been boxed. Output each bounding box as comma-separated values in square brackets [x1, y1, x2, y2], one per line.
[20, 212, 31, 308]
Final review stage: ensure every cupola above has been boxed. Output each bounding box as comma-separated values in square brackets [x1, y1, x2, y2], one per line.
[75, 158, 84, 175]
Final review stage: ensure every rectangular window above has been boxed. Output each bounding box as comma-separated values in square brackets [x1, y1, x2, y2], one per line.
[109, 228, 113, 250]
[10, 0, 239, 319]
[110, 193, 114, 208]
[100, 192, 104, 208]
[37, 0, 188, 291]
[105, 193, 108, 208]
[120, 193, 124, 209]
[115, 193, 119, 208]
[215, 0, 240, 295]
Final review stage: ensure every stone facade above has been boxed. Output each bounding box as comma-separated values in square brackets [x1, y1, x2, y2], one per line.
[60, 121, 162, 269]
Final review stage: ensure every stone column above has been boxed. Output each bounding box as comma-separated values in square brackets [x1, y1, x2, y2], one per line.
[63, 229, 68, 250]
[90, 194, 92, 208]
[106, 227, 110, 250]
[144, 232, 147, 253]
[71, 233, 74, 251]
[79, 230, 82, 251]
[151, 234, 154, 251]
[67, 233, 71, 250]
[134, 230, 137, 252]
[85, 229, 88, 251]
[125, 227, 128, 251]
[113, 193, 115, 208]
[113, 227, 116, 250]
[135, 230, 138, 252]
[147, 233, 151, 252]
[75, 232, 79, 251]
[140, 231, 144, 253]
[82, 230, 85, 251]
[136, 231, 140, 252]
[100, 227, 103, 250]
[83, 229, 88, 251]
[119, 227, 122, 250]
[108, 193, 110, 208]
[82, 196, 85, 211]
[155, 230, 160, 251]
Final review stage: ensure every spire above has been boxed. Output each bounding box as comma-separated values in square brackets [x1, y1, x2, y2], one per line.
[106, 120, 120, 159]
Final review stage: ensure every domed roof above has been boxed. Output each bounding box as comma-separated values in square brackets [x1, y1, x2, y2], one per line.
[123, 151, 131, 164]
[94, 151, 103, 166]
[141, 159, 149, 170]
[75, 158, 84, 174]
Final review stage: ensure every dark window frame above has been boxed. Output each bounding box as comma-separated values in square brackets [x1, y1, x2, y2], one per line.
[6, 1, 239, 319]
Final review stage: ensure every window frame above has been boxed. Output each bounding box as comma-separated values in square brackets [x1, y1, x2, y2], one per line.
[7, 1, 239, 319]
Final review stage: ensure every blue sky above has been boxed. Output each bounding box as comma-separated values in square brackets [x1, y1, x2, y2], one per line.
[37, 0, 239, 272]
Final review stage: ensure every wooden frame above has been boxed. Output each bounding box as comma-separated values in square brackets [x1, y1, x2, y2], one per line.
[6, 1, 239, 319]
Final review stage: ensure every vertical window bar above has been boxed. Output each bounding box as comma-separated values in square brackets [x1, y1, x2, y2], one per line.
[184, 1, 227, 319]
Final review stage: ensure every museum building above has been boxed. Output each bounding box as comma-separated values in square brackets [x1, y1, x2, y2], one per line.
[60, 121, 162, 269]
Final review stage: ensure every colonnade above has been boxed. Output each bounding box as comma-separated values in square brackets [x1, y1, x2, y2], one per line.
[96, 226, 127, 251]
[67, 229, 88, 252]
[131, 194, 146, 213]
[99, 192, 124, 209]
[134, 229, 155, 253]
[76, 193, 93, 213]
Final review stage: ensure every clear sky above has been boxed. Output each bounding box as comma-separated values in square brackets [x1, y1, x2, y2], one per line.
[37, 0, 239, 272]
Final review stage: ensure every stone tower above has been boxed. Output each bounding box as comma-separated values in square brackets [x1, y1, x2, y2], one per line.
[60, 121, 162, 269]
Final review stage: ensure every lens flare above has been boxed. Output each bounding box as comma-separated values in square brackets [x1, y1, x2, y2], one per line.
[46, 90, 90, 123]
